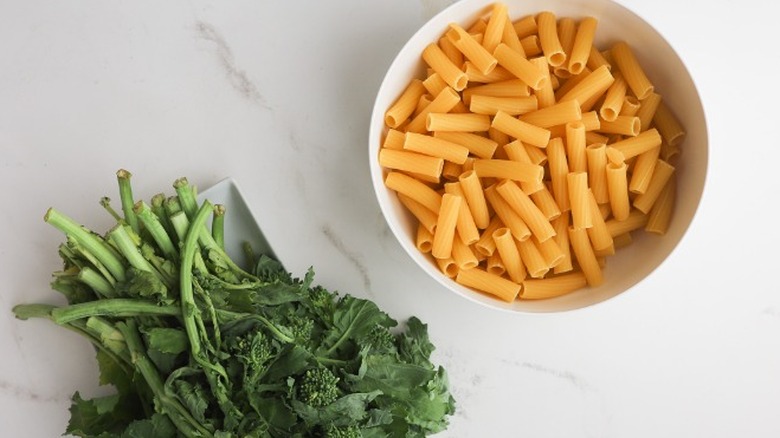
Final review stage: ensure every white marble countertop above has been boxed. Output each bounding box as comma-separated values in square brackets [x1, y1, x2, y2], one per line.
[1, 1, 779, 436]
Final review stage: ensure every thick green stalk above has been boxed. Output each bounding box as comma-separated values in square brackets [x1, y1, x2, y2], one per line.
[66, 236, 117, 287]
[211, 204, 225, 250]
[50, 299, 180, 324]
[116, 169, 140, 234]
[45, 208, 126, 282]
[150, 193, 174, 237]
[170, 212, 209, 274]
[107, 225, 162, 282]
[78, 267, 116, 298]
[179, 201, 213, 360]
[85, 316, 128, 358]
[116, 320, 213, 438]
[135, 201, 178, 261]
[173, 178, 198, 219]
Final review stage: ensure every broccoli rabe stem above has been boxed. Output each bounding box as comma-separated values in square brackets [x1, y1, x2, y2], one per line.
[49, 299, 180, 324]
[107, 225, 157, 276]
[134, 200, 178, 262]
[77, 267, 116, 298]
[116, 320, 214, 438]
[45, 208, 127, 282]
[174, 178, 199, 220]
[212, 204, 225, 250]
[116, 169, 140, 234]
[99, 197, 122, 221]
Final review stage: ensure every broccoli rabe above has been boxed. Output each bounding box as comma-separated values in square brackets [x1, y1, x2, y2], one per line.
[322, 423, 361, 438]
[297, 366, 341, 408]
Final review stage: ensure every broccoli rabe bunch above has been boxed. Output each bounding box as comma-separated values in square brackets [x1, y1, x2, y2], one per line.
[13, 170, 455, 438]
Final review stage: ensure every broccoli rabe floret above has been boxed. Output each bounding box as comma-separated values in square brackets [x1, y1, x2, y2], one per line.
[364, 325, 397, 354]
[288, 314, 314, 342]
[297, 366, 340, 407]
[228, 330, 273, 370]
[322, 423, 361, 438]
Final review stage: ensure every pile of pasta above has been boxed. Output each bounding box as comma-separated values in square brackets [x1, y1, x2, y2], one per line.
[379, 3, 684, 302]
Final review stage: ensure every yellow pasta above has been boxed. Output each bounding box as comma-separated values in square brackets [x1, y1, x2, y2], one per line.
[636, 92, 661, 131]
[613, 232, 633, 249]
[554, 17, 577, 78]
[470, 95, 538, 116]
[379, 149, 444, 181]
[436, 257, 459, 278]
[661, 140, 681, 163]
[495, 179, 557, 242]
[524, 143, 548, 165]
[568, 17, 597, 75]
[438, 34, 463, 67]
[432, 193, 462, 259]
[474, 215, 504, 256]
[492, 227, 527, 283]
[599, 72, 627, 122]
[433, 131, 498, 159]
[554, 67, 589, 100]
[645, 175, 676, 235]
[520, 35, 543, 57]
[416, 223, 434, 253]
[628, 146, 660, 194]
[404, 132, 470, 164]
[530, 185, 562, 221]
[464, 62, 515, 83]
[491, 110, 551, 147]
[423, 73, 449, 97]
[493, 43, 547, 90]
[568, 227, 603, 286]
[427, 113, 492, 132]
[406, 87, 461, 133]
[446, 23, 498, 75]
[517, 238, 549, 278]
[605, 210, 648, 237]
[462, 79, 530, 105]
[586, 190, 613, 251]
[458, 170, 491, 229]
[619, 95, 641, 116]
[385, 79, 427, 128]
[605, 128, 662, 164]
[565, 120, 587, 173]
[455, 267, 521, 302]
[522, 272, 587, 299]
[452, 234, 480, 270]
[581, 111, 601, 131]
[503, 141, 545, 194]
[585, 130, 609, 146]
[536, 11, 566, 67]
[483, 3, 509, 54]
[567, 171, 592, 230]
[444, 182, 481, 245]
[386, 172, 442, 212]
[473, 158, 544, 183]
[547, 137, 571, 212]
[559, 65, 615, 108]
[484, 184, 532, 241]
[598, 115, 640, 137]
[519, 99, 582, 128]
[551, 214, 573, 274]
[441, 161, 463, 182]
[586, 45, 611, 71]
[513, 15, 538, 39]
[633, 160, 675, 214]
[605, 162, 630, 221]
[653, 101, 686, 146]
[501, 12, 525, 55]
[528, 56, 556, 109]
[422, 43, 468, 92]
[486, 251, 506, 276]
[585, 142, 609, 204]
[536, 236, 565, 268]
[611, 41, 654, 99]
[398, 193, 438, 234]
[382, 129, 406, 150]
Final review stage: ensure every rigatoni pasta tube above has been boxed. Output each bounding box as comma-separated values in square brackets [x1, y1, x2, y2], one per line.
[599, 72, 627, 122]
[567, 171, 592, 229]
[462, 79, 530, 105]
[485, 185, 532, 241]
[470, 95, 538, 116]
[568, 227, 603, 286]
[458, 170, 490, 229]
[385, 79, 426, 128]
[455, 267, 521, 302]
[452, 234, 479, 270]
[536, 11, 566, 67]
[547, 138, 570, 212]
[422, 43, 468, 92]
[559, 65, 614, 107]
[434, 131, 498, 159]
[536, 236, 565, 268]
[645, 175, 676, 235]
[486, 252, 506, 276]
[611, 41, 654, 99]
[513, 15, 537, 38]
[423, 73, 448, 97]
[629, 146, 660, 194]
[492, 227, 527, 283]
[465, 62, 515, 83]
[406, 87, 461, 133]
[586, 190, 613, 251]
[398, 193, 438, 234]
[517, 238, 549, 278]
[442, 161, 463, 181]
[438, 35, 463, 67]
[519, 99, 582, 128]
[586, 45, 611, 72]
[620, 96, 641, 116]
[432, 193, 462, 259]
[483, 3, 508, 54]
[636, 92, 661, 131]
[568, 17, 597, 75]
[551, 214, 573, 274]
[495, 179, 556, 242]
[444, 182, 480, 245]
[379, 149, 444, 181]
[404, 132, 470, 164]
[385, 172, 442, 213]
[382, 129, 405, 150]
[522, 272, 587, 299]
[633, 160, 675, 214]
[653, 101, 686, 146]
[598, 116, 640, 136]
[520, 35, 542, 57]
[530, 185, 561, 221]
[446, 23, 498, 75]
[529, 56, 555, 109]
[553, 18, 576, 78]
[606, 210, 648, 237]
[501, 11, 525, 55]
[493, 43, 548, 90]
[585, 143, 609, 204]
[473, 159, 544, 183]
[436, 257, 458, 278]
[605, 162, 630, 221]
[566, 121, 588, 172]
[491, 110, 551, 147]
[416, 224, 434, 253]
[605, 128, 662, 164]
[474, 215, 503, 256]
[426, 113, 492, 132]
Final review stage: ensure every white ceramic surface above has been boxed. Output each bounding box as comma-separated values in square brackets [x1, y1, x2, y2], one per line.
[2, 1, 779, 437]
[369, 0, 708, 313]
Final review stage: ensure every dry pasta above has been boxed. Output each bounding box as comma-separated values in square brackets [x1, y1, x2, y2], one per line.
[377, 3, 686, 302]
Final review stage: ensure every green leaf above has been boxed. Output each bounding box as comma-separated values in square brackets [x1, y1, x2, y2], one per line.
[116, 267, 167, 302]
[66, 392, 135, 437]
[145, 327, 189, 355]
[120, 413, 176, 438]
[291, 390, 381, 426]
[262, 345, 313, 382]
[319, 296, 394, 357]
[173, 380, 210, 424]
[397, 317, 434, 368]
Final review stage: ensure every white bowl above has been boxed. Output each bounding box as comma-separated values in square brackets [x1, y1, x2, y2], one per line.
[369, 0, 708, 313]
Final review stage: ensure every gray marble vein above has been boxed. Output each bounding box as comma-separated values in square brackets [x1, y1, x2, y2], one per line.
[320, 224, 372, 295]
